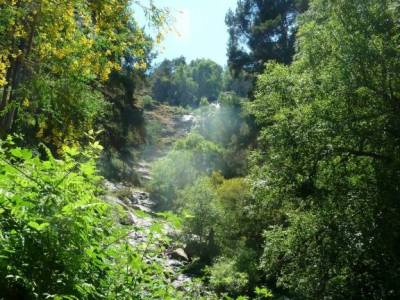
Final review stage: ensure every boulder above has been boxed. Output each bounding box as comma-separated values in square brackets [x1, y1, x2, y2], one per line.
[170, 248, 189, 261]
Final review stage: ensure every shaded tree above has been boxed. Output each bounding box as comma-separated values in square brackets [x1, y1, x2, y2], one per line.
[190, 59, 223, 102]
[150, 57, 225, 107]
[250, 0, 400, 298]
[0, 0, 167, 151]
[226, 0, 308, 75]
[150, 56, 187, 104]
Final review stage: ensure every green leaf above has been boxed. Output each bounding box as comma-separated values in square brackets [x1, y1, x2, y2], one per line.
[255, 286, 273, 299]
[81, 163, 95, 176]
[28, 221, 50, 232]
[149, 223, 163, 234]
[10, 147, 32, 160]
[156, 211, 182, 228]
[130, 256, 143, 271]
[91, 141, 103, 150]
[63, 146, 80, 157]
[134, 210, 149, 218]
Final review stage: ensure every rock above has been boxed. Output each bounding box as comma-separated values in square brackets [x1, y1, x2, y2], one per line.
[129, 213, 154, 228]
[172, 274, 192, 289]
[170, 248, 189, 261]
[136, 160, 154, 184]
[181, 114, 196, 123]
[130, 191, 149, 203]
[128, 191, 155, 213]
[140, 174, 152, 182]
[102, 151, 195, 289]
[103, 180, 124, 192]
[166, 259, 185, 268]
[103, 194, 125, 207]
[119, 211, 136, 225]
[132, 204, 153, 213]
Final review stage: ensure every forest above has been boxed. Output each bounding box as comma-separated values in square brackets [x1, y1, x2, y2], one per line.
[0, 0, 399, 299]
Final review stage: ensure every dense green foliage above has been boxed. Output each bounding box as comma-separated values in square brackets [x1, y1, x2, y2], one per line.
[147, 93, 254, 206]
[1, 0, 399, 298]
[148, 0, 400, 299]
[0, 1, 210, 299]
[0, 0, 168, 153]
[97, 62, 150, 182]
[150, 57, 250, 107]
[148, 133, 224, 209]
[226, 0, 308, 75]
[249, 0, 400, 298]
[197, 97, 255, 177]
[0, 138, 193, 299]
[147, 99, 261, 297]
[150, 57, 197, 106]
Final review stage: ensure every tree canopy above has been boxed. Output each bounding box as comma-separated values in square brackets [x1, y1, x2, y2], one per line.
[0, 0, 165, 149]
[150, 57, 226, 106]
[249, 0, 400, 298]
[226, 0, 308, 75]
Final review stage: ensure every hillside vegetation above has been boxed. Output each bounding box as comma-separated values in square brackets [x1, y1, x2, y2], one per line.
[0, 0, 399, 299]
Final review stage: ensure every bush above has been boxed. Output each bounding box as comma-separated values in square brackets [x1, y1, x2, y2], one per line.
[145, 118, 163, 146]
[148, 133, 223, 209]
[173, 133, 223, 173]
[17, 76, 108, 151]
[142, 95, 156, 109]
[205, 258, 249, 297]
[0, 138, 186, 299]
[177, 177, 219, 263]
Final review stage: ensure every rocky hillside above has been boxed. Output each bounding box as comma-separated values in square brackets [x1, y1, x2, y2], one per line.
[101, 104, 202, 294]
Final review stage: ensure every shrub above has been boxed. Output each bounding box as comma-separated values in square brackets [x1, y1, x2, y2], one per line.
[148, 134, 223, 209]
[142, 95, 156, 109]
[0, 138, 185, 299]
[145, 119, 163, 146]
[205, 258, 249, 297]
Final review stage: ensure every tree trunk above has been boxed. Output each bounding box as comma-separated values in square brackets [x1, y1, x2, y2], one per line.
[1, 3, 39, 135]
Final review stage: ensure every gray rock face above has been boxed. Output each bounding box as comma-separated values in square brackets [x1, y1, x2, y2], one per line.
[129, 191, 154, 213]
[103, 181, 155, 213]
[103, 180, 124, 192]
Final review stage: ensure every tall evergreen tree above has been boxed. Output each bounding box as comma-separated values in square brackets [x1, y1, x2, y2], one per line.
[226, 0, 308, 75]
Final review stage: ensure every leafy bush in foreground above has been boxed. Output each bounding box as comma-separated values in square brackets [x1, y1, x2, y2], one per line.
[0, 138, 192, 299]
